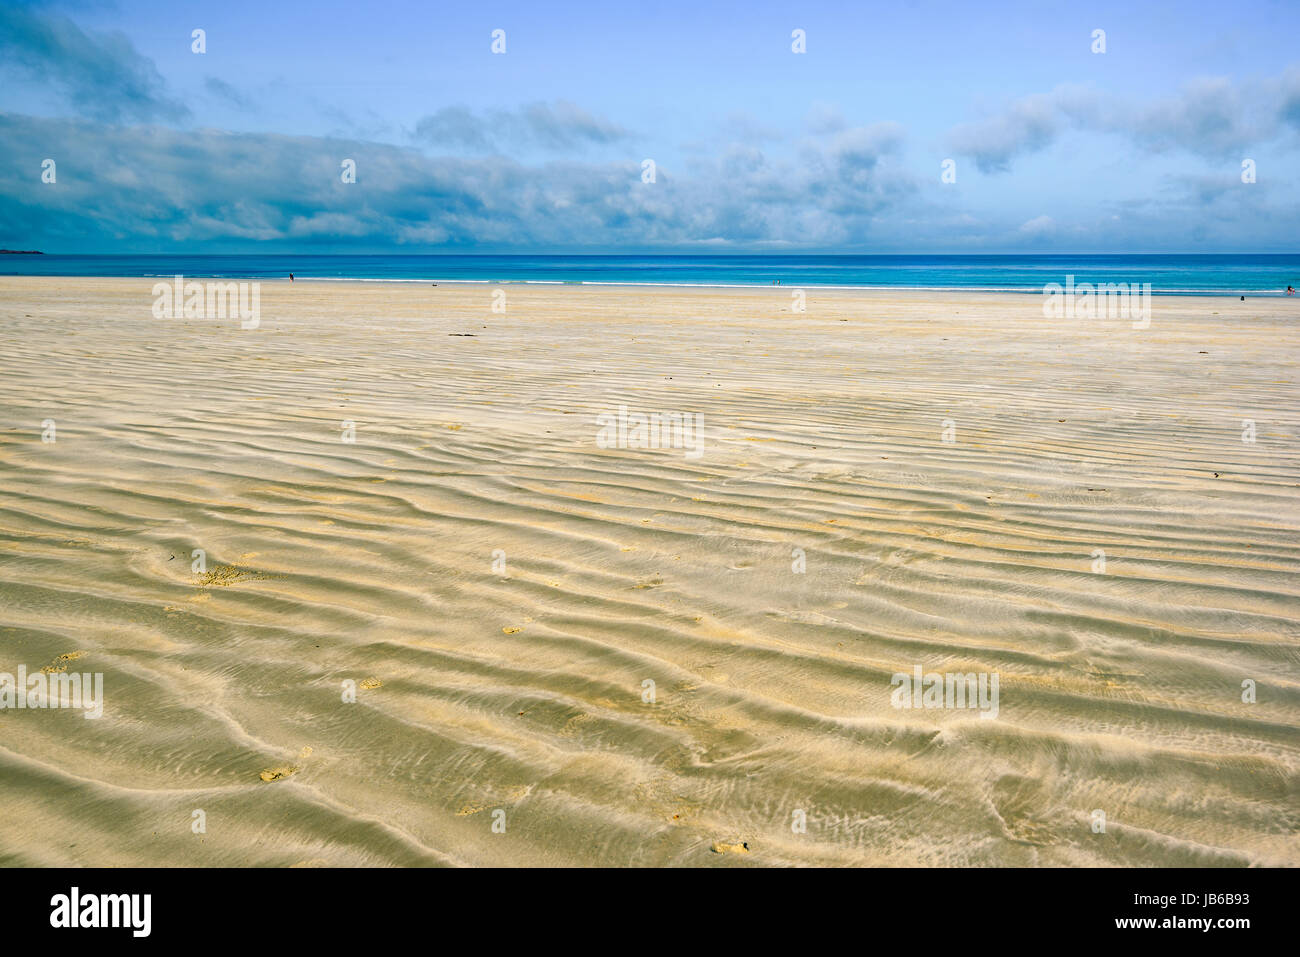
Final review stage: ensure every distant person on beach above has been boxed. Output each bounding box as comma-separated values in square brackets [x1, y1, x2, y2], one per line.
[289, 273, 294, 282]
[1287, 285, 1295, 296]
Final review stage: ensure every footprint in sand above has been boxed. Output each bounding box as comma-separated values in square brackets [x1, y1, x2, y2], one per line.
[457, 784, 534, 816]
[259, 746, 313, 783]
[197, 564, 269, 588]
[710, 841, 751, 855]
[40, 651, 86, 674]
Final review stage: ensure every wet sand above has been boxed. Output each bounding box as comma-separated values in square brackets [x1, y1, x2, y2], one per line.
[0, 277, 1297, 866]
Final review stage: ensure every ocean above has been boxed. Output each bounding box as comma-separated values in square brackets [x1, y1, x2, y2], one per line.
[1, 253, 1298, 295]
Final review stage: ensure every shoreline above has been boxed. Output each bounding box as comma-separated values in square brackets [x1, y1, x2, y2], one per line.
[1, 273, 1296, 297]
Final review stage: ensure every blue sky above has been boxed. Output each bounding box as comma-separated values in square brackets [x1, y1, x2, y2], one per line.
[1, 0, 1298, 252]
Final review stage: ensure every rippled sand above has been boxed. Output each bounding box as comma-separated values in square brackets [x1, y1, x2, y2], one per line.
[0, 277, 1296, 867]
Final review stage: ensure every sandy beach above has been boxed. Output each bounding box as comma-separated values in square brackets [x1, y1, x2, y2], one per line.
[0, 276, 1296, 867]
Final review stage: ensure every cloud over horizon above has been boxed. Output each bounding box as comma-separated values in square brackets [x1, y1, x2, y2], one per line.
[947, 74, 1297, 173]
[1, 2, 1297, 252]
[414, 101, 630, 154]
[0, 112, 930, 250]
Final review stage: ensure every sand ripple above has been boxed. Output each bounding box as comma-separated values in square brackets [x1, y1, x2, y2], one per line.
[0, 279, 1296, 866]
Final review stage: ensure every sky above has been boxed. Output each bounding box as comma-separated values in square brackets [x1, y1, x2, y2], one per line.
[1, 0, 1298, 253]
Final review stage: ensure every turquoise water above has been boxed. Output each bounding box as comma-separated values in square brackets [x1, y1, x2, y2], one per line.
[2, 254, 1298, 295]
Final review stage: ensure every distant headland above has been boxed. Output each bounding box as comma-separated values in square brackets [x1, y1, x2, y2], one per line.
[0, 249, 43, 255]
